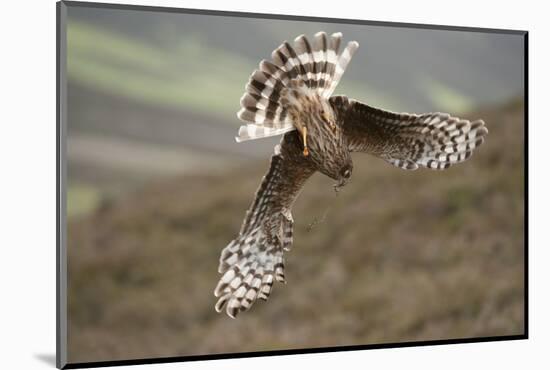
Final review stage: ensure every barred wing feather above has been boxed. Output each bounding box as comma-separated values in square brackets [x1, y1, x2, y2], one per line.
[215, 134, 315, 317]
[329, 96, 488, 170]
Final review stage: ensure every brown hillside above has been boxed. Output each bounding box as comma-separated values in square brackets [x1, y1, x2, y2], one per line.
[67, 99, 525, 363]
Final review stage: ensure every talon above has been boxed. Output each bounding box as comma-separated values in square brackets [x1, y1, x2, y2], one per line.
[303, 147, 309, 156]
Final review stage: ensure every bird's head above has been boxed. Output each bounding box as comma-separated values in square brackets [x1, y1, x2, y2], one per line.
[334, 162, 353, 191]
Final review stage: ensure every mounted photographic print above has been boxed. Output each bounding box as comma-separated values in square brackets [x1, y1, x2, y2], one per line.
[56, 1, 527, 368]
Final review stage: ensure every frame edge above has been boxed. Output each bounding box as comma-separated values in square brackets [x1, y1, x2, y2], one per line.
[57, 1, 68, 368]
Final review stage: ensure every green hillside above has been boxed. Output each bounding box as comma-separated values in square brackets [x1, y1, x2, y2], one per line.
[67, 17, 520, 119]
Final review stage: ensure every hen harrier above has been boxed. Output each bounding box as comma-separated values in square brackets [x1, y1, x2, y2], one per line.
[214, 32, 488, 318]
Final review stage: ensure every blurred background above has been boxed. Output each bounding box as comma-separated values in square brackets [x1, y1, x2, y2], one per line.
[65, 4, 525, 364]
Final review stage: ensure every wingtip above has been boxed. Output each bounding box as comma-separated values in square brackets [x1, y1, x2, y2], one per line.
[226, 306, 238, 319]
[238, 93, 249, 108]
[236, 109, 243, 121]
[294, 34, 307, 43]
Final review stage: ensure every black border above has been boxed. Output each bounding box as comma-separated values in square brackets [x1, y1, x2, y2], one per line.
[57, 2, 66, 368]
[524, 32, 529, 340]
[57, 1, 529, 369]
[61, 0, 527, 34]
[64, 335, 525, 369]
[56, 2, 60, 365]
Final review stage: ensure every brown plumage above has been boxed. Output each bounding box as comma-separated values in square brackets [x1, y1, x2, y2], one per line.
[215, 32, 488, 318]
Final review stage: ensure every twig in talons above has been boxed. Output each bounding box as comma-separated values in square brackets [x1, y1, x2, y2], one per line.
[306, 207, 331, 232]
[307, 186, 340, 231]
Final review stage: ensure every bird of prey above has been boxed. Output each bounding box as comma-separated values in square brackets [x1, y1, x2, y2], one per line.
[214, 32, 488, 318]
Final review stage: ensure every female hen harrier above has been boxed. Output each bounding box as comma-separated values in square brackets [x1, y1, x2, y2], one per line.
[214, 32, 488, 318]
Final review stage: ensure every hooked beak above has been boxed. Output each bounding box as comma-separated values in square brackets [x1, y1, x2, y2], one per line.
[333, 178, 348, 193]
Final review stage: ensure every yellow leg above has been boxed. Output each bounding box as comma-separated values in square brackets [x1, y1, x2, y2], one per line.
[302, 126, 309, 156]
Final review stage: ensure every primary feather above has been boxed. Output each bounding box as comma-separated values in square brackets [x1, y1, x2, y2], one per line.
[215, 135, 315, 317]
[329, 96, 488, 171]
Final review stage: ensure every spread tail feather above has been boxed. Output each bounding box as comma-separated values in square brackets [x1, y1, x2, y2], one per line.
[236, 32, 359, 142]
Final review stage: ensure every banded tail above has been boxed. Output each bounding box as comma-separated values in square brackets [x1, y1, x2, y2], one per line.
[236, 32, 359, 142]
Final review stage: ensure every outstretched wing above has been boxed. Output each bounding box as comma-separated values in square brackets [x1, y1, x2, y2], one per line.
[330, 96, 488, 170]
[214, 133, 315, 318]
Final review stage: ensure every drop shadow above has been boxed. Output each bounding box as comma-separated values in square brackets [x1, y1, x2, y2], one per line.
[35, 353, 56, 367]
